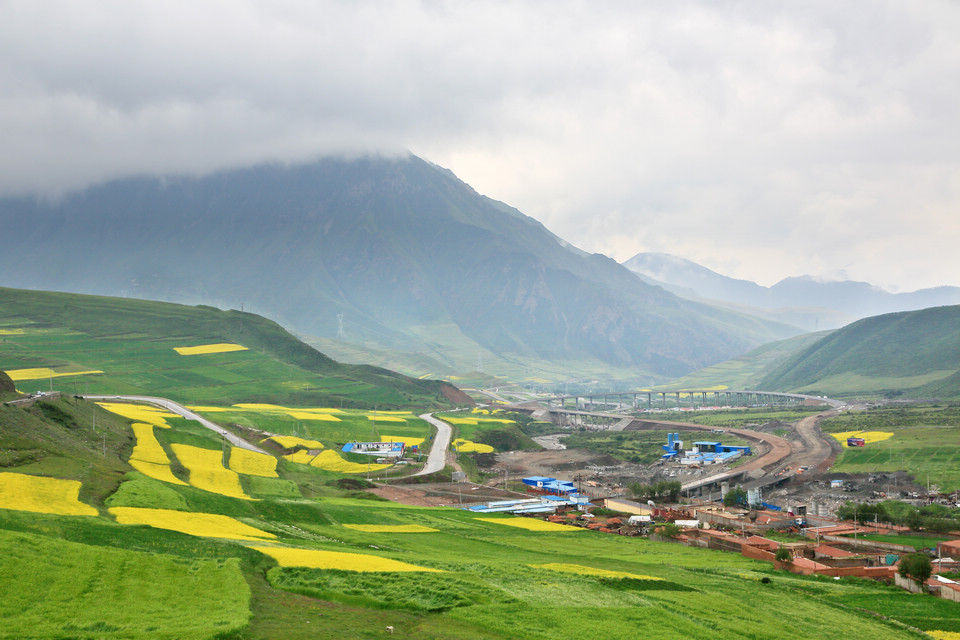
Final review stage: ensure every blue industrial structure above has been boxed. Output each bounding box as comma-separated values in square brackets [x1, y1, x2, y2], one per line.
[522, 476, 577, 495]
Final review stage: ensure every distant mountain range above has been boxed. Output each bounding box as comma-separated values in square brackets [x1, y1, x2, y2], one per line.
[623, 252, 960, 331]
[0, 155, 799, 382]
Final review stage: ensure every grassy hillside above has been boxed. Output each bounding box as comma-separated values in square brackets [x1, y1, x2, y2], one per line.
[2, 396, 959, 639]
[662, 330, 833, 390]
[756, 305, 960, 398]
[0, 287, 461, 408]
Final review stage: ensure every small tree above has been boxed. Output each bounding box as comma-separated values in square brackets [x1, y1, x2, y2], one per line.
[899, 553, 932, 588]
[724, 486, 747, 508]
[775, 546, 793, 564]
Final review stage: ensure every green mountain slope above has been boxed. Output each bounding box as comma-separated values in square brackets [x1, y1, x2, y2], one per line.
[0, 155, 799, 381]
[663, 330, 834, 390]
[756, 305, 960, 397]
[0, 287, 463, 408]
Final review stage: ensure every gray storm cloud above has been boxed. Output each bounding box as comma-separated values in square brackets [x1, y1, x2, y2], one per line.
[1, 0, 958, 291]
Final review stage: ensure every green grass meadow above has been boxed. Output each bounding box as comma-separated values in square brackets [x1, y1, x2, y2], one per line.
[822, 405, 960, 491]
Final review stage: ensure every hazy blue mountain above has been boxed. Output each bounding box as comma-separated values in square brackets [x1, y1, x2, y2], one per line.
[623, 252, 960, 331]
[0, 156, 799, 379]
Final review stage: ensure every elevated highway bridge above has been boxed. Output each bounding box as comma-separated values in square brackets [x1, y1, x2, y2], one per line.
[545, 389, 843, 412]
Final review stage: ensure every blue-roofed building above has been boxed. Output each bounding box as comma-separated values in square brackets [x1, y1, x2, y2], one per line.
[340, 441, 405, 458]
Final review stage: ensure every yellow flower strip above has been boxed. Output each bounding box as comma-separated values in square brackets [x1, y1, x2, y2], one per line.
[831, 430, 895, 446]
[381, 435, 424, 447]
[228, 447, 279, 478]
[928, 632, 960, 640]
[475, 517, 581, 532]
[251, 546, 442, 572]
[97, 402, 177, 428]
[532, 563, 664, 580]
[307, 450, 390, 474]
[266, 435, 325, 450]
[451, 438, 494, 453]
[282, 450, 319, 465]
[342, 524, 438, 533]
[0, 472, 97, 516]
[130, 460, 189, 486]
[0, 328, 25, 335]
[4, 367, 103, 381]
[173, 343, 248, 355]
[109, 507, 275, 542]
[367, 415, 406, 422]
[128, 423, 188, 485]
[169, 444, 254, 500]
[130, 423, 171, 465]
[284, 411, 340, 421]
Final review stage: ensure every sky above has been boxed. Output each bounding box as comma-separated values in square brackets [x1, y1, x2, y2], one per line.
[2, 1, 959, 292]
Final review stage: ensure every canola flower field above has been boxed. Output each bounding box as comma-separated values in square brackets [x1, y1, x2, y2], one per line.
[170, 443, 254, 500]
[3, 366, 103, 381]
[228, 447, 279, 478]
[109, 506, 276, 542]
[0, 472, 98, 516]
[173, 342, 248, 356]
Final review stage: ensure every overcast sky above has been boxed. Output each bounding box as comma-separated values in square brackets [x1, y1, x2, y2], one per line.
[2, 1, 958, 291]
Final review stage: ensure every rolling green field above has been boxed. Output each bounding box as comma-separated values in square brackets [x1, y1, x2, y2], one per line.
[2, 395, 959, 639]
[822, 405, 960, 491]
[0, 287, 456, 408]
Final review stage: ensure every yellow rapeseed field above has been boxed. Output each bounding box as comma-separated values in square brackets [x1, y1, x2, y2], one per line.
[130, 423, 171, 465]
[0, 472, 98, 516]
[832, 430, 895, 446]
[130, 460, 188, 486]
[0, 328, 25, 335]
[282, 450, 319, 465]
[169, 444, 254, 500]
[97, 402, 177, 428]
[531, 563, 664, 580]
[451, 438, 494, 454]
[284, 411, 340, 421]
[366, 414, 407, 422]
[4, 367, 103, 381]
[265, 435, 325, 450]
[173, 343, 248, 355]
[228, 447, 279, 478]
[303, 450, 389, 474]
[128, 423, 188, 486]
[342, 524, 438, 533]
[475, 517, 580, 532]
[230, 403, 341, 421]
[250, 546, 442, 572]
[381, 435, 424, 447]
[928, 632, 960, 640]
[109, 507, 276, 542]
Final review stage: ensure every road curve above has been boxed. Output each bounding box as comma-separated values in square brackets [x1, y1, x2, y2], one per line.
[83, 394, 268, 454]
[415, 413, 452, 476]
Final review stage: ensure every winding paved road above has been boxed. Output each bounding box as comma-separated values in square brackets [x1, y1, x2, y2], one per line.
[83, 394, 268, 454]
[415, 413, 452, 476]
